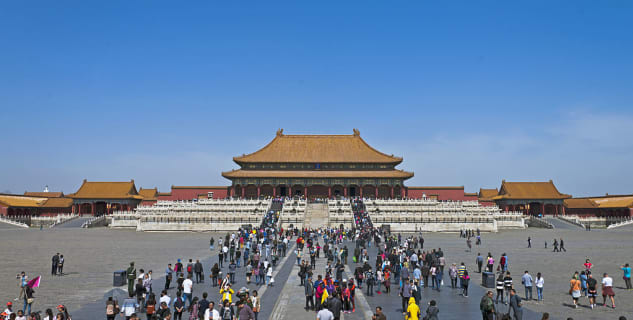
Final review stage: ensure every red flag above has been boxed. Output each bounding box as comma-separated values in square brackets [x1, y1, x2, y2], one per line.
[27, 275, 40, 288]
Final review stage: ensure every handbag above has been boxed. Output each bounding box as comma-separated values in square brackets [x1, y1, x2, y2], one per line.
[27, 298, 34, 304]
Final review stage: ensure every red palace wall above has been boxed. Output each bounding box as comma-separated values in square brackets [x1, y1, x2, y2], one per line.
[158, 187, 229, 201]
[478, 200, 497, 207]
[406, 187, 476, 201]
[0, 205, 7, 216]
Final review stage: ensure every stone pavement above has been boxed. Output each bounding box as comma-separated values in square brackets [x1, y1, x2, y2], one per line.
[72, 240, 296, 319]
[2, 227, 633, 319]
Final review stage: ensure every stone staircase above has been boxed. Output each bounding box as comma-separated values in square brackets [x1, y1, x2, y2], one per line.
[304, 203, 329, 228]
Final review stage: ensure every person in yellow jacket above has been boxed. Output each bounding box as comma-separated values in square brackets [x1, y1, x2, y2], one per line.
[219, 284, 234, 303]
[404, 297, 420, 320]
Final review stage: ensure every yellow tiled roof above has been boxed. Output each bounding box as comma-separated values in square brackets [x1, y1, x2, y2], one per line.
[564, 198, 597, 209]
[24, 192, 64, 198]
[494, 181, 570, 200]
[233, 129, 403, 164]
[69, 180, 142, 199]
[0, 195, 48, 208]
[41, 197, 74, 208]
[138, 188, 158, 200]
[591, 196, 633, 208]
[478, 188, 499, 201]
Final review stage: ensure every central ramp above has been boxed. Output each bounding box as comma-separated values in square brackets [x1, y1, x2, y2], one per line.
[304, 203, 329, 228]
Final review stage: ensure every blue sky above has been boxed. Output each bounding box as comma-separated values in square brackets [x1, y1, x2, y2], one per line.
[1, 1, 632, 197]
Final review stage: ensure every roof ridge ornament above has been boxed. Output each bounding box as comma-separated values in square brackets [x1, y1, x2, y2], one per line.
[353, 128, 360, 136]
[276, 128, 284, 137]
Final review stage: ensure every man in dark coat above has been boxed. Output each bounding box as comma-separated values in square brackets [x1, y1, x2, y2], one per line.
[52, 253, 60, 275]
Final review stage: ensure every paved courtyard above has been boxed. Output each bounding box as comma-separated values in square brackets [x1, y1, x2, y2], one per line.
[1, 224, 632, 320]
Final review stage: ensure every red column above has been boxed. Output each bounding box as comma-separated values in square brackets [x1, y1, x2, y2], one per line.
[257, 186, 261, 198]
[555, 205, 559, 217]
[242, 187, 245, 198]
[504, 205, 509, 212]
[541, 203, 545, 216]
[391, 187, 394, 199]
[328, 187, 332, 199]
[375, 187, 378, 199]
[344, 186, 347, 198]
[91, 202, 95, 216]
[230, 187, 234, 198]
[401, 188, 405, 198]
[273, 186, 276, 197]
[360, 186, 363, 198]
[304, 186, 308, 198]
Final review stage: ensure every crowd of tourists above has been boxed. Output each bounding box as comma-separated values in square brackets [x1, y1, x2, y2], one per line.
[6, 197, 633, 320]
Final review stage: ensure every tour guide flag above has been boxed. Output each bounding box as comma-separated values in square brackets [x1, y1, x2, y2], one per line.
[27, 275, 41, 288]
[321, 288, 329, 304]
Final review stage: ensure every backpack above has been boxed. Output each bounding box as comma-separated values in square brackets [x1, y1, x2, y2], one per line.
[106, 304, 114, 315]
[222, 307, 232, 320]
[187, 265, 193, 273]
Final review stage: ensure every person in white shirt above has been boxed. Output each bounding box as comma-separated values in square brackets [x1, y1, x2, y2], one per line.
[159, 290, 171, 307]
[183, 274, 194, 308]
[3, 302, 14, 316]
[204, 301, 220, 320]
[601, 273, 616, 308]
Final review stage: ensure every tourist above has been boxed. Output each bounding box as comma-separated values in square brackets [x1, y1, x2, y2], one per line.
[198, 292, 210, 320]
[316, 304, 334, 320]
[621, 263, 631, 290]
[183, 274, 193, 308]
[165, 264, 174, 291]
[188, 296, 199, 320]
[219, 284, 234, 304]
[173, 292, 184, 320]
[211, 263, 220, 287]
[503, 272, 513, 304]
[425, 300, 439, 320]
[371, 306, 386, 320]
[135, 279, 146, 311]
[535, 272, 544, 301]
[508, 289, 523, 320]
[157, 301, 170, 319]
[486, 253, 494, 273]
[601, 272, 616, 309]
[495, 273, 505, 304]
[449, 263, 458, 288]
[194, 260, 203, 284]
[521, 271, 533, 301]
[462, 270, 470, 297]
[237, 299, 255, 320]
[105, 297, 119, 320]
[329, 293, 343, 320]
[476, 253, 484, 273]
[559, 238, 566, 252]
[228, 260, 237, 284]
[587, 273, 597, 309]
[251, 290, 260, 320]
[540, 313, 549, 320]
[400, 276, 413, 312]
[51, 253, 59, 276]
[145, 293, 156, 320]
[159, 290, 171, 309]
[404, 297, 420, 320]
[120, 295, 139, 320]
[527, 237, 531, 248]
[365, 267, 375, 296]
[43, 308, 54, 320]
[552, 239, 559, 252]
[266, 265, 273, 286]
[480, 291, 496, 320]
[580, 271, 588, 297]
[203, 301, 219, 320]
[305, 275, 315, 311]
[584, 259, 592, 273]
[569, 273, 581, 308]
